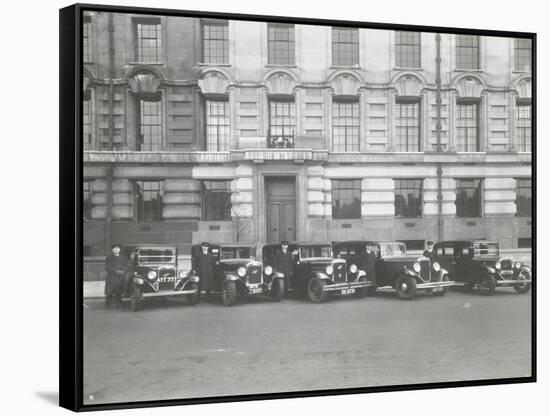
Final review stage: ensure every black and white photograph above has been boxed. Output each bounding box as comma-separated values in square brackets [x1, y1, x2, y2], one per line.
[58, 2, 535, 411]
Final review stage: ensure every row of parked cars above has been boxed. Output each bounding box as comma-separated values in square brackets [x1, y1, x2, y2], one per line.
[119, 239, 532, 311]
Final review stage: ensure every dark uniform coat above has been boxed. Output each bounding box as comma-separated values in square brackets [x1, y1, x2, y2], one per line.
[359, 250, 377, 282]
[193, 251, 217, 292]
[105, 253, 128, 296]
[422, 248, 434, 260]
[274, 249, 294, 278]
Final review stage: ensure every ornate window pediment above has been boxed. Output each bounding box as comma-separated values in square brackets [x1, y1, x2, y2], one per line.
[128, 73, 161, 94]
[455, 76, 484, 98]
[331, 74, 360, 96]
[395, 75, 423, 97]
[516, 78, 532, 99]
[265, 72, 296, 95]
[198, 71, 230, 95]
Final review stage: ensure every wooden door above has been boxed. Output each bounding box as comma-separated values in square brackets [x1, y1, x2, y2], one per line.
[266, 178, 296, 243]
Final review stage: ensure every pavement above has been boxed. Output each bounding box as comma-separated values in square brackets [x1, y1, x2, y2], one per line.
[82, 287, 532, 406]
[84, 281, 105, 298]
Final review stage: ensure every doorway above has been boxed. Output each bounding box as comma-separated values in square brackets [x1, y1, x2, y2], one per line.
[265, 177, 296, 243]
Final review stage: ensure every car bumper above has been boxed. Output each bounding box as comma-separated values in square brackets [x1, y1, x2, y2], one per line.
[139, 289, 198, 298]
[417, 281, 456, 291]
[322, 280, 374, 292]
[496, 279, 532, 286]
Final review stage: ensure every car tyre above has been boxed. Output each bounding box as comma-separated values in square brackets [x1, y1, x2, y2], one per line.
[131, 286, 141, 312]
[513, 271, 532, 294]
[222, 280, 237, 306]
[307, 277, 328, 303]
[478, 272, 496, 296]
[186, 282, 199, 305]
[354, 276, 368, 298]
[395, 275, 417, 300]
[270, 279, 285, 302]
[433, 274, 450, 296]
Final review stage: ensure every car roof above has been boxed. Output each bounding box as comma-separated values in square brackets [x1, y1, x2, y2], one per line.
[123, 244, 177, 249]
[263, 241, 332, 247]
[435, 240, 498, 246]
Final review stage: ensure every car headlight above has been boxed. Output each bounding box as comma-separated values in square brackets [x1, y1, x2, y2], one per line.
[413, 262, 421, 273]
[179, 270, 188, 278]
[514, 262, 521, 269]
[237, 267, 246, 277]
[147, 270, 157, 280]
[134, 277, 144, 285]
[432, 262, 441, 272]
[495, 262, 501, 270]
[264, 265, 273, 276]
[325, 265, 333, 275]
[349, 264, 358, 273]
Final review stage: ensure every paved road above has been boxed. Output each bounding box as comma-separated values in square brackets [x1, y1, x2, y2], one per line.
[83, 288, 532, 405]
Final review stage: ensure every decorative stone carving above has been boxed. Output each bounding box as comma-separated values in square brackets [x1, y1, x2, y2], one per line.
[128, 73, 161, 94]
[516, 78, 532, 99]
[331, 74, 360, 96]
[455, 76, 484, 98]
[265, 72, 296, 95]
[198, 71, 230, 95]
[395, 75, 423, 97]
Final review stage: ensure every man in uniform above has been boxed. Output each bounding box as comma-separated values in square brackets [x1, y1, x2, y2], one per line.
[104, 243, 128, 309]
[274, 240, 294, 295]
[192, 242, 216, 302]
[359, 244, 377, 294]
[423, 240, 435, 260]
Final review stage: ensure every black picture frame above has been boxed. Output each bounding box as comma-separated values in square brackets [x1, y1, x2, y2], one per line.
[60, 3, 536, 412]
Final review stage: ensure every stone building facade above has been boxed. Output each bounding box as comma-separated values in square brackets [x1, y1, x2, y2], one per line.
[82, 11, 533, 258]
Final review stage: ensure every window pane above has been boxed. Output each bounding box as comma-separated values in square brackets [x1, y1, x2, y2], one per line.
[206, 99, 230, 151]
[514, 38, 532, 72]
[83, 90, 92, 150]
[395, 31, 420, 68]
[136, 20, 162, 62]
[516, 102, 531, 152]
[83, 180, 93, 220]
[456, 35, 480, 70]
[332, 100, 360, 152]
[395, 101, 420, 151]
[332, 27, 359, 66]
[331, 179, 361, 219]
[203, 20, 229, 64]
[515, 178, 532, 217]
[138, 96, 162, 151]
[268, 100, 296, 148]
[456, 102, 479, 152]
[394, 179, 423, 218]
[135, 180, 164, 221]
[455, 179, 482, 217]
[83, 16, 92, 63]
[268, 23, 295, 65]
[202, 181, 232, 220]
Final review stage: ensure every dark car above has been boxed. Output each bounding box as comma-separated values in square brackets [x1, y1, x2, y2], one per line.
[121, 245, 199, 311]
[432, 240, 532, 295]
[333, 240, 454, 300]
[191, 244, 285, 306]
[262, 242, 372, 303]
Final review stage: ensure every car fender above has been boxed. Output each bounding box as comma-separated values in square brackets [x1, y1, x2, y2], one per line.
[224, 273, 240, 282]
[520, 265, 531, 274]
[272, 272, 285, 280]
[354, 270, 367, 281]
[312, 272, 332, 281]
[433, 268, 449, 281]
[479, 265, 497, 274]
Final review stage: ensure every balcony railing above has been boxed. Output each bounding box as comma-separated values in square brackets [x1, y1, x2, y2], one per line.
[267, 132, 295, 149]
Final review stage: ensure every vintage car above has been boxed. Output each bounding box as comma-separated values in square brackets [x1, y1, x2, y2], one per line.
[431, 240, 532, 295]
[333, 240, 455, 300]
[121, 244, 199, 311]
[190, 243, 285, 306]
[262, 242, 372, 303]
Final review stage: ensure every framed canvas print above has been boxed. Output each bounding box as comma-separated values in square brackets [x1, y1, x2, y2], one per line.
[59, 3, 536, 411]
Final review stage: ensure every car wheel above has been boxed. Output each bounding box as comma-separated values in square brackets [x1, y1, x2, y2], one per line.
[307, 277, 328, 303]
[131, 286, 141, 312]
[478, 272, 496, 296]
[395, 275, 417, 300]
[354, 277, 368, 298]
[513, 271, 532, 294]
[186, 282, 199, 305]
[270, 279, 284, 302]
[433, 274, 450, 296]
[222, 280, 237, 306]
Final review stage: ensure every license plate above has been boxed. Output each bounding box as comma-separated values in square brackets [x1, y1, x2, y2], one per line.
[341, 288, 355, 295]
[249, 288, 263, 294]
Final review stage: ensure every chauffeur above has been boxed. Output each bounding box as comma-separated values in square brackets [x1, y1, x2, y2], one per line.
[423, 241, 435, 260]
[274, 240, 294, 294]
[104, 243, 128, 308]
[192, 242, 216, 301]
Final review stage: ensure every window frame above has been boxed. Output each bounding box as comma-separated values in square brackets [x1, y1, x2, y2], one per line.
[514, 38, 532, 72]
[394, 178, 423, 218]
[205, 97, 231, 151]
[395, 31, 421, 69]
[332, 98, 360, 152]
[515, 178, 532, 218]
[267, 23, 295, 66]
[83, 15, 93, 63]
[136, 92, 163, 151]
[202, 180, 232, 221]
[331, 179, 362, 220]
[331, 27, 359, 67]
[455, 34, 480, 70]
[134, 180, 165, 222]
[83, 180, 93, 221]
[455, 178, 483, 218]
[456, 100, 480, 152]
[133, 18, 162, 63]
[201, 19, 229, 64]
[395, 98, 421, 152]
[516, 100, 532, 152]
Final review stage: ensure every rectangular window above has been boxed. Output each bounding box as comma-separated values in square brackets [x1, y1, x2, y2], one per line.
[202, 20, 229, 64]
[202, 181, 232, 220]
[332, 179, 361, 219]
[137, 94, 162, 151]
[83, 15, 92, 63]
[395, 31, 420, 68]
[456, 178, 482, 218]
[268, 99, 296, 148]
[267, 23, 295, 65]
[395, 100, 420, 151]
[206, 99, 230, 151]
[456, 102, 479, 152]
[514, 38, 532, 72]
[516, 101, 532, 152]
[456, 35, 480, 70]
[516, 178, 532, 217]
[394, 179, 423, 218]
[332, 27, 359, 66]
[135, 19, 162, 63]
[332, 100, 360, 152]
[518, 238, 532, 248]
[83, 180, 93, 220]
[135, 180, 164, 222]
[83, 89, 92, 150]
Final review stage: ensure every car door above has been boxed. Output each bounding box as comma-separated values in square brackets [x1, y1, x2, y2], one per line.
[453, 245, 472, 283]
[434, 244, 456, 280]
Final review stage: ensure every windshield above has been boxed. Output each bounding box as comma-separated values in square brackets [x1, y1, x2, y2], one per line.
[133, 248, 176, 264]
[379, 243, 406, 257]
[472, 242, 499, 257]
[300, 246, 332, 259]
[220, 247, 256, 260]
